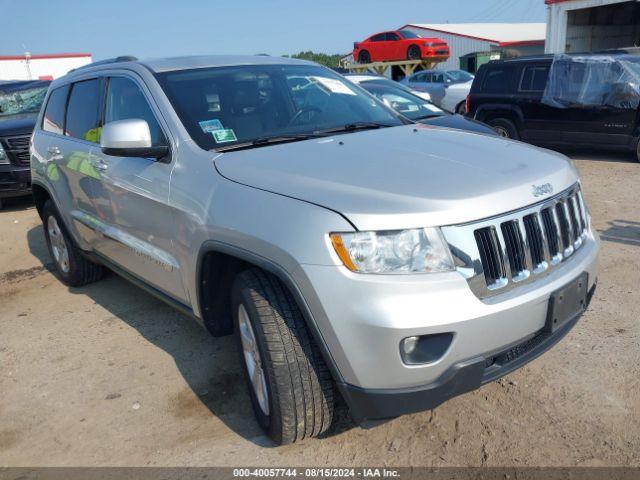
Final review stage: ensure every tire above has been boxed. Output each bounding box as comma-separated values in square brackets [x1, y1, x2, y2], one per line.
[455, 101, 467, 115]
[232, 268, 334, 445]
[42, 200, 104, 287]
[488, 118, 520, 140]
[358, 50, 371, 64]
[635, 137, 640, 163]
[407, 45, 422, 61]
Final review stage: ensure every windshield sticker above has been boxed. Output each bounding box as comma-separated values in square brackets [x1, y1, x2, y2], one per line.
[311, 77, 357, 96]
[199, 119, 224, 133]
[212, 129, 237, 143]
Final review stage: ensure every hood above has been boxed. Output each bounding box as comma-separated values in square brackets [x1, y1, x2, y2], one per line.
[422, 114, 497, 136]
[214, 125, 578, 231]
[0, 113, 37, 137]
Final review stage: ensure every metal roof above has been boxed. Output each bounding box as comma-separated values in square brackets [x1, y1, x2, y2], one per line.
[140, 55, 312, 73]
[402, 23, 546, 45]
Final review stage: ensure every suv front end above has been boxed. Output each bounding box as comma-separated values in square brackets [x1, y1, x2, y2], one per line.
[299, 184, 598, 422]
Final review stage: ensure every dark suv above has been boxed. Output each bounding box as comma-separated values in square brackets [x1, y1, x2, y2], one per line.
[0, 80, 51, 208]
[467, 54, 640, 162]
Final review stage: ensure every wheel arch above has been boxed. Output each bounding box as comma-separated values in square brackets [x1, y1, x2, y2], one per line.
[195, 240, 344, 383]
[31, 181, 52, 220]
[475, 104, 524, 130]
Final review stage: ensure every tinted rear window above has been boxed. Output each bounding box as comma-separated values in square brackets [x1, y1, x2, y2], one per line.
[482, 67, 514, 93]
[42, 85, 69, 135]
[519, 65, 550, 92]
[65, 79, 102, 143]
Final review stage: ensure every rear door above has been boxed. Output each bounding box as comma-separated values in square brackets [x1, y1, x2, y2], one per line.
[88, 74, 186, 302]
[515, 62, 562, 144]
[44, 78, 106, 246]
[386, 32, 403, 60]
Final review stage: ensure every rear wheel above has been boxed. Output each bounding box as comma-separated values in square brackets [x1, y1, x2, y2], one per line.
[232, 268, 334, 445]
[407, 45, 422, 60]
[488, 118, 519, 140]
[358, 50, 371, 64]
[42, 200, 104, 287]
[456, 101, 467, 115]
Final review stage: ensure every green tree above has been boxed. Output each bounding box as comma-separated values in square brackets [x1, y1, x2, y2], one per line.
[285, 51, 344, 68]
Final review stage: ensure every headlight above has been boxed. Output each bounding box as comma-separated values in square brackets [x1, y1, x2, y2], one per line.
[422, 42, 434, 47]
[330, 227, 455, 274]
[0, 144, 8, 164]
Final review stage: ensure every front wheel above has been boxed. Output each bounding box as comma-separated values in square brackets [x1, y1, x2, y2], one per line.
[232, 269, 334, 445]
[488, 118, 520, 140]
[635, 137, 640, 163]
[407, 45, 422, 60]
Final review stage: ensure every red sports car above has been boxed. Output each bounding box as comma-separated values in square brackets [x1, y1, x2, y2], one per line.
[353, 30, 450, 64]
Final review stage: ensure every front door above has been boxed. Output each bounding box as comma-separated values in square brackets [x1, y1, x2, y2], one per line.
[89, 75, 187, 303]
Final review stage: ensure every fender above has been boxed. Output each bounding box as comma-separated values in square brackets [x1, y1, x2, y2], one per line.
[196, 240, 345, 384]
[475, 103, 525, 129]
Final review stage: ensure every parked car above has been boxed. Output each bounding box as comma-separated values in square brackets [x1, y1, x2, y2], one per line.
[346, 74, 495, 135]
[345, 73, 432, 101]
[467, 54, 640, 162]
[353, 30, 450, 64]
[0, 80, 50, 208]
[401, 69, 473, 113]
[31, 55, 598, 445]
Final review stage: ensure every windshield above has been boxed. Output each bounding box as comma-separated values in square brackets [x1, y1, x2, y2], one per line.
[360, 81, 445, 120]
[0, 81, 50, 117]
[446, 70, 474, 83]
[399, 30, 421, 39]
[155, 64, 402, 150]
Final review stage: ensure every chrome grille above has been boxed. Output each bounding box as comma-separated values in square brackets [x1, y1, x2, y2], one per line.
[3, 135, 31, 166]
[442, 185, 590, 299]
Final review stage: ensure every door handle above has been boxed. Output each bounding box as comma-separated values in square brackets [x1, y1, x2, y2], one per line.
[46, 146, 62, 161]
[91, 158, 109, 171]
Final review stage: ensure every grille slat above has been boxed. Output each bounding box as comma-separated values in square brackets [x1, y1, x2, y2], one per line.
[523, 214, 545, 268]
[501, 220, 527, 278]
[2, 135, 31, 166]
[466, 186, 589, 297]
[474, 227, 505, 287]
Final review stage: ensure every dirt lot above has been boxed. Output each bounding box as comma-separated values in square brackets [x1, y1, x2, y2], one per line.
[1, 151, 639, 467]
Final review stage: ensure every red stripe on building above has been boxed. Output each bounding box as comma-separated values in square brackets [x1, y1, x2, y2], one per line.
[0, 53, 92, 61]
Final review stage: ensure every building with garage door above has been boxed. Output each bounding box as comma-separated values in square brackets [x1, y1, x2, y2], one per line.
[0, 53, 92, 81]
[545, 0, 640, 53]
[399, 23, 547, 71]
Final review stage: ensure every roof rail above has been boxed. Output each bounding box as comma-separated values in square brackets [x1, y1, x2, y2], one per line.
[70, 56, 138, 73]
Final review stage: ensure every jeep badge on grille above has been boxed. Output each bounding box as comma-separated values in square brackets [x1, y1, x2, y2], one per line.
[532, 183, 553, 197]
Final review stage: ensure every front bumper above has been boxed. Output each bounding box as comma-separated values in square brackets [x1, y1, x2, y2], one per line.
[294, 230, 599, 420]
[0, 165, 31, 198]
[338, 281, 595, 422]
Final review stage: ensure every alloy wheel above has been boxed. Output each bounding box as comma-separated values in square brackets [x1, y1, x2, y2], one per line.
[47, 215, 70, 273]
[238, 304, 269, 415]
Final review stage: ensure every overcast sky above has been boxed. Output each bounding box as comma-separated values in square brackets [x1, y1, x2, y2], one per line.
[0, 0, 547, 60]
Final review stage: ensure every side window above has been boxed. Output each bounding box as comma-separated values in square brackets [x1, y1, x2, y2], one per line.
[371, 34, 386, 42]
[386, 32, 400, 41]
[105, 77, 166, 146]
[519, 65, 550, 92]
[482, 67, 513, 94]
[42, 85, 69, 135]
[65, 79, 102, 143]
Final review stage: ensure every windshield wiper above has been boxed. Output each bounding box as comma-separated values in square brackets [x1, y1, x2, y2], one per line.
[215, 133, 323, 152]
[315, 122, 392, 135]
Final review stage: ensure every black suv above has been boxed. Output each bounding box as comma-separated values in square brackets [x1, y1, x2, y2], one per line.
[0, 80, 51, 208]
[467, 54, 640, 162]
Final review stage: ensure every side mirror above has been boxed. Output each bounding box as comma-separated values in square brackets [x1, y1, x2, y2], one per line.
[101, 119, 169, 160]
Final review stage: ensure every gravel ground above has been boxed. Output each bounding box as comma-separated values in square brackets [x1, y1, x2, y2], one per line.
[0, 151, 638, 467]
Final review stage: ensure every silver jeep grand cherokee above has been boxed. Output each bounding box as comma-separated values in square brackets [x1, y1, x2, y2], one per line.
[30, 55, 599, 445]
